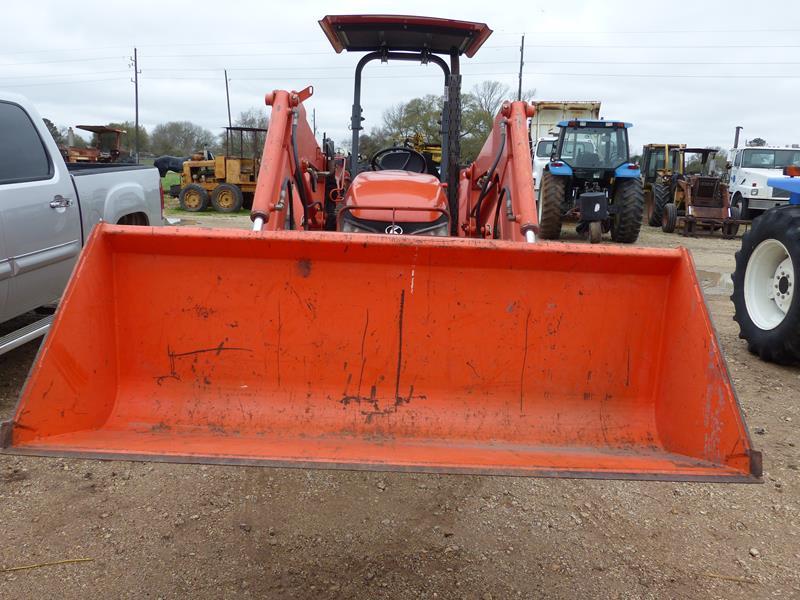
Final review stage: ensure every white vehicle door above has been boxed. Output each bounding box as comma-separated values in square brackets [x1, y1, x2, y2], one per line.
[0, 99, 81, 321]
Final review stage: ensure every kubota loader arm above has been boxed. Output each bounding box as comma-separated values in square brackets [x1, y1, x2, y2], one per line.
[459, 100, 539, 242]
[250, 87, 330, 232]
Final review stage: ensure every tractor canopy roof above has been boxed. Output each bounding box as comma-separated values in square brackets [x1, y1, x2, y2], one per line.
[319, 14, 492, 57]
[76, 125, 126, 135]
[558, 119, 632, 128]
[672, 147, 717, 156]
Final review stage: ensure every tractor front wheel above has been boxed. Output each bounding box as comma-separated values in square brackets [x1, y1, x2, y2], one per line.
[178, 183, 209, 212]
[211, 183, 244, 213]
[722, 206, 741, 239]
[538, 171, 565, 240]
[611, 178, 644, 243]
[731, 205, 800, 364]
[662, 203, 678, 233]
[648, 183, 670, 227]
[588, 221, 602, 244]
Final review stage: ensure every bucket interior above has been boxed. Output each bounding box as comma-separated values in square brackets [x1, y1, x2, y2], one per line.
[2, 226, 759, 481]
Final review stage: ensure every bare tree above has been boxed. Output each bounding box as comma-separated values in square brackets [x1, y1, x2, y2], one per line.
[469, 81, 511, 121]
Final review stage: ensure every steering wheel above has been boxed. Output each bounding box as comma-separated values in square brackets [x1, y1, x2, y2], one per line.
[370, 147, 428, 173]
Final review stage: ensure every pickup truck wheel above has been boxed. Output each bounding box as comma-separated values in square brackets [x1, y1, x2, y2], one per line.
[732, 205, 800, 364]
[648, 183, 670, 227]
[610, 178, 644, 243]
[211, 183, 244, 213]
[538, 171, 564, 239]
[179, 184, 209, 212]
[662, 202, 678, 233]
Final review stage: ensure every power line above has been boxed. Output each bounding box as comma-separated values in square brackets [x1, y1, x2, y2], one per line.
[0, 69, 130, 80]
[0, 56, 126, 67]
[141, 71, 800, 83]
[0, 77, 130, 88]
[1, 27, 797, 56]
[520, 43, 800, 49]
[526, 60, 800, 66]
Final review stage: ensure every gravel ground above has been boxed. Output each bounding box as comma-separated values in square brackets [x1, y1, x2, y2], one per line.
[1, 218, 798, 599]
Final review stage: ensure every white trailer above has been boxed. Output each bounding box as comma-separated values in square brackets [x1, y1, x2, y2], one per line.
[531, 101, 601, 191]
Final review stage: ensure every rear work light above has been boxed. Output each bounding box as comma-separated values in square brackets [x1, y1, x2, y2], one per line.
[785, 166, 800, 177]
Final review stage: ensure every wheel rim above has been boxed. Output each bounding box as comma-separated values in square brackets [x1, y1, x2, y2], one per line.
[217, 189, 234, 209]
[184, 190, 201, 209]
[744, 239, 794, 330]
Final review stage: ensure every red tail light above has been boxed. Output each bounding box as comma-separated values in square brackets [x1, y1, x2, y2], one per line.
[627, 164, 640, 170]
[552, 161, 564, 167]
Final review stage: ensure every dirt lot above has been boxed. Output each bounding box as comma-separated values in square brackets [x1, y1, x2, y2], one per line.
[1, 218, 798, 599]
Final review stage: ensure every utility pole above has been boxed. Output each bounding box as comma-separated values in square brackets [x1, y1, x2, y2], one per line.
[224, 69, 232, 128]
[129, 47, 141, 163]
[517, 34, 525, 101]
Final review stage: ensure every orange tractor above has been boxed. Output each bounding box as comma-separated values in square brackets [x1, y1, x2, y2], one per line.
[1, 15, 760, 482]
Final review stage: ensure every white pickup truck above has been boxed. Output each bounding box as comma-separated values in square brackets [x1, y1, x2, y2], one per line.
[728, 145, 800, 218]
[0, 93, 163, 355]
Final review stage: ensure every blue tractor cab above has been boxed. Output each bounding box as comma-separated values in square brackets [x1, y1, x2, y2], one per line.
[538, 119, 644, 243]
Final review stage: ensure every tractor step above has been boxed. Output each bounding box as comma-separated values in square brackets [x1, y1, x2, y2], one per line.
[0, 314, 53, 356]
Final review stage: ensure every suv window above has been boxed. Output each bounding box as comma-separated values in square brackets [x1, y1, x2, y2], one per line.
[0, 101, 53, 185]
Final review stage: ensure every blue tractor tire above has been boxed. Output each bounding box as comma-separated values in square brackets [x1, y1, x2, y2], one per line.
[538, 171, 566, 240]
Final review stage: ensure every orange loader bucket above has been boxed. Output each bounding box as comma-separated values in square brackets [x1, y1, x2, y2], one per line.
[1, 225, 760, 482]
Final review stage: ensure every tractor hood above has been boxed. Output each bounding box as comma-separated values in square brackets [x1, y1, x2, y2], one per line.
[342, 170, 449, 224]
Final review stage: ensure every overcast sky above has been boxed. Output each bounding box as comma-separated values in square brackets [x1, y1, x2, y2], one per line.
[2, 0, 798, 153]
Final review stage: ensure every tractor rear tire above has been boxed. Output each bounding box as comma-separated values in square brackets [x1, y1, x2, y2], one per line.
[648, 183, 670, 227]
[662, 203, 678, 233]
[178, 183, 209, 212]
[211, 183, 244, 213]
[611, 178, 644, 243]
[731, 205, 800, 364]
[538, 171, 565, 240]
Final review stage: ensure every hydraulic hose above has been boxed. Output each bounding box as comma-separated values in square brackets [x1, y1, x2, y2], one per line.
[290, 108, 310, 229]
[471, 120, 507, 226]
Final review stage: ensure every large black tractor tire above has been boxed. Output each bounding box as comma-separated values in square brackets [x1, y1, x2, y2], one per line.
[611, 178, 644, 243]
[211, 183, 244, 213]
[731, 205, 800, 364]
[662, 202, 678, 233]
[648, 183, 670, 227]
[538, 171, 565, 240]
[178, 183, 209, 212]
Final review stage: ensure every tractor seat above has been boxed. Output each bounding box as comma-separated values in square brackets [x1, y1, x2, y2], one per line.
[575, 151, 601, 168]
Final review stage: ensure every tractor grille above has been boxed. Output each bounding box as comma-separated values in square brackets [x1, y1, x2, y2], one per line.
[692, 177, 723, 208]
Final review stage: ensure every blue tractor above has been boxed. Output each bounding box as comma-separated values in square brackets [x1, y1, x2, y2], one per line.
[732, 166, 800, 364]
[537, 120, 644, 244]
